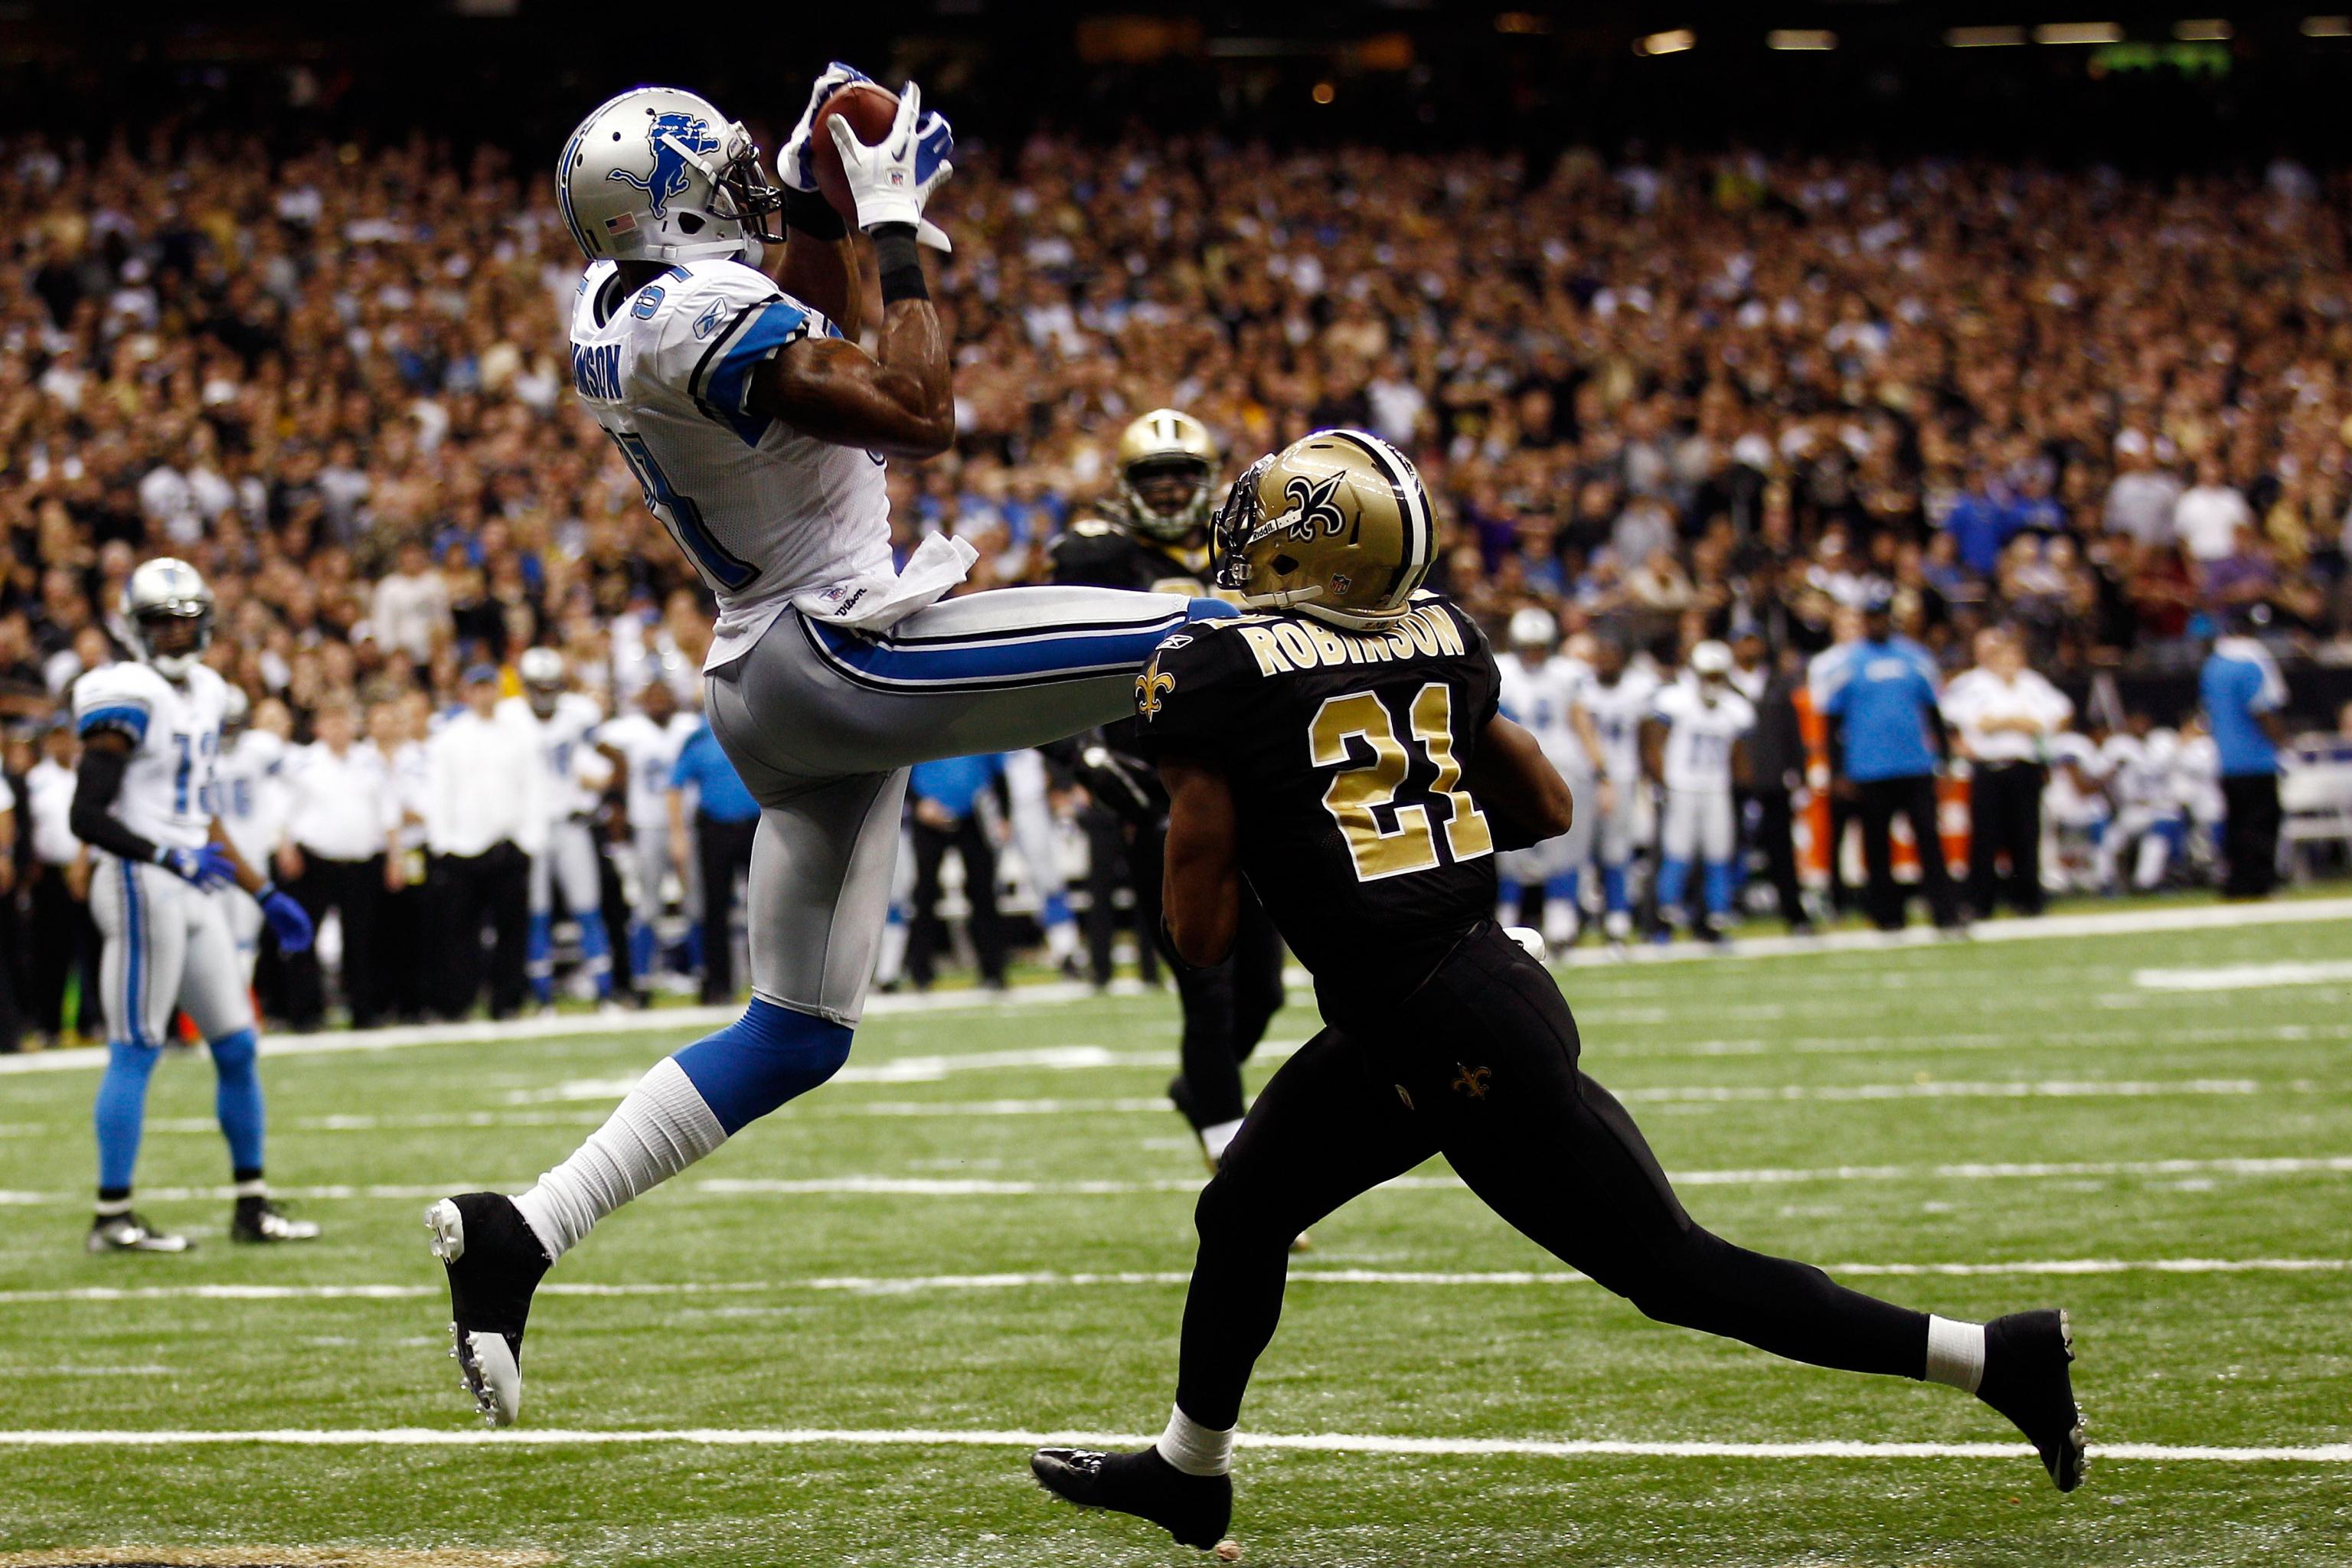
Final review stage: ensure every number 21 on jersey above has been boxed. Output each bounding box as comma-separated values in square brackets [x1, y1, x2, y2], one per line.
[1309, 682, 1493, 881]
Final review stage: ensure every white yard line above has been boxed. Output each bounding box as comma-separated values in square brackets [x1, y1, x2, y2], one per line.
[0, 1426, 2341, 1463]
[4, 897, 2344, 1080]
[2134, 959, 2352, 992]
[1, 1256, 2341, 1307]
[4, 1155, 2344, 1209]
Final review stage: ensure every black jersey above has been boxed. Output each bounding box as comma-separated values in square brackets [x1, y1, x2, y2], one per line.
[1046, 518, 1214, 597]
[1132, 596, 1502, 1023]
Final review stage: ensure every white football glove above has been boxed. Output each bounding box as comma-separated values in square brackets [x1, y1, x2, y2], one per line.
[825, 80, 955, 252]
[777, 61, 874, 194]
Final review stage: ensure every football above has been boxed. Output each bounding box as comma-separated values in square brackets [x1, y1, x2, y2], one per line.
[811, 80, 901, 222]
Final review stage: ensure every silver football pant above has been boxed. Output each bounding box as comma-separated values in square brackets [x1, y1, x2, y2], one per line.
[89, 856, 256, 1047]
[707, 587, 1207, 1024]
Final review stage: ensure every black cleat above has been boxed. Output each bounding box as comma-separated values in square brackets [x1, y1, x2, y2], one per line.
[1031, 1446, 1233, 1551]
[425, 1193, 550, 1426]
[87, 1211, 191, 1253]
[1978, 1308, 2086, 1492]
[230, 1196, 320, 1243]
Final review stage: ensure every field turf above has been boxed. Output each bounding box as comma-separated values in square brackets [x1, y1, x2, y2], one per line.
[2, 900, 2349, 1566]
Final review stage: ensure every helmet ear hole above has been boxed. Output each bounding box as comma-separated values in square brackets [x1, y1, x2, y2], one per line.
[678, 212, 704, 234]
[1272, 554, 1299, 576]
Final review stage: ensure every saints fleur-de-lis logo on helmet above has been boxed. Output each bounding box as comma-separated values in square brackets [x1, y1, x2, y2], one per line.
[1210, 430, 1436, 632]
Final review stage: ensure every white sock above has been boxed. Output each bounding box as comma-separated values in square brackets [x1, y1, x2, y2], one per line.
[232, 1178, 268, 1199]
[1199, 1118, 1245, 1163]
[1924, 1315, 1987, 1393]
[1155, 1403, 1234, 1477]
[1044, 918, 1079, 962]
[511, 1057, 727, 1260]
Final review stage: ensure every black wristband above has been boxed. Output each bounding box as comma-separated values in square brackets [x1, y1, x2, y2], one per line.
[782, 185, 848, 241]
[872, 222, 928, 305]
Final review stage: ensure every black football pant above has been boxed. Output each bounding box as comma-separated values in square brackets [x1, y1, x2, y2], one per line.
[907, 812, 1007, 989]
[1750, 786, 1808, 928]
[1173, 923, 1930, 1430]
[2220, 773, 2282, 898]
[1856, 775, 1962, 931]
[1967, 763, 2047, 918]
[695, 812, 759, 1004]
[282, 853, 386, 1030]
[24, 867, 101, 1039]
[433, 842, 529, 1021]
[1170, 896, 1288, 1130]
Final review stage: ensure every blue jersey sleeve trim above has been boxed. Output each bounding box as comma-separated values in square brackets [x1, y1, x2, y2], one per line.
[704, 299, 809, 418]
[77, 704, 151, 742]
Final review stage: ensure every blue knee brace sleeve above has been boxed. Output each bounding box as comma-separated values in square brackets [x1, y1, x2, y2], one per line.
[209, 1027, 266, 1174]
[672, 998, 854, 1135]
[93, 1040, 162, 1192]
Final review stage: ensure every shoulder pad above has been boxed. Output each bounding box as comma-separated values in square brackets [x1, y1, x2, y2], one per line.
[1072, 518, 1116, 537]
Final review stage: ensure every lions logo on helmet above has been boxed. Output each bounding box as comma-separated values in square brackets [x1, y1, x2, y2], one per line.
[607, 111, 724, 220]
[122, 557, 215, 681]
[1211, 430, 1436, 632]
[556, 87, 782, 264]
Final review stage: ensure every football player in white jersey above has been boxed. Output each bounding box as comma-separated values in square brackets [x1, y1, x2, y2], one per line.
[429, 70, 1236, 1424]
[594, 671, 703, 998]
[1645, 642, 1758, 942]
[211, 687, 289, 982]
[1494, 609, 1606, 946]
[67, 560, 318, 1253]
[1578, 634, 1661, 946]
[504, 647, 618, 1009]
[2097, 713, 2184, 891]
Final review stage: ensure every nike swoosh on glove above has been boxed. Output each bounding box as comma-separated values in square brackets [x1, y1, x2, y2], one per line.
[825, 80, 956, 251]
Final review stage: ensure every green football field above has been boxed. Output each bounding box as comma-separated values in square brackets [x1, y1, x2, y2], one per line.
[4, 900, 2350, 1566]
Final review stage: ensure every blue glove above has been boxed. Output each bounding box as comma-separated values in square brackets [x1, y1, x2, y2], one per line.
[158, 843, 238, 890]
[778, 61, 875, 194]
[258, 885, 315, 955]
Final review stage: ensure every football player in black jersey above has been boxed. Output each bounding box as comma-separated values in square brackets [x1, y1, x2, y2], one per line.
[1047, 409, 1287, 1169]
[1031, 431, 2085, 1552]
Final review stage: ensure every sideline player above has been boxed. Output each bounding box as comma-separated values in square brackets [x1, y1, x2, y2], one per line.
[1027, 432, 2084, 1549]
[212, 687, 290, 983]
[427, 73, 1234, 1423]
[1642, 640, 1754, 942]
[1576, 632, 1658, 948]
[70, 560, 318, 1251]
[596, 671, 701, 999]
[507, 647, 618, 1010]
[1047, 408, 1285, 1164]
[1493, 607, 1605, 948]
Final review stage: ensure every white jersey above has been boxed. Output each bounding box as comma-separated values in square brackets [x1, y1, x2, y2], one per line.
[501, 693, 607, 822]
[569, 257, 893, 668]
[2103, 731, 2180, 815]
[1497, 653, 1592, 776]
[1581, 668, 1661, 782]
[214, 728, 289, 868]
[599, 710, 700, 834]
[1652, 679, 1756, 793]
[70, 661, 228, 851]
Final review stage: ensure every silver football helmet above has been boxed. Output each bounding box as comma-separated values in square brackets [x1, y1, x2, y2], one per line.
[123, 558, 214, 681]
[557, 87, 782, 265]
[518, 646, 567, 718]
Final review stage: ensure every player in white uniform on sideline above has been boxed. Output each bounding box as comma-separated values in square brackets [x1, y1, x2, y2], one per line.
[595, 671, 702, 999]
[1494, 609, 1606, 947]
[68, 560, 318, 1253]
[2041, 727, 2112, 896]
[2098, 714, 2184, 891]
[428, 70, 1236, 1425]
[1001, 749, 1084, 975]
[1644, 641, 1757, 942]
[1578, 633, 1659, 947]
[504, 648, 618, 1009]
[211, 687, 290, 982]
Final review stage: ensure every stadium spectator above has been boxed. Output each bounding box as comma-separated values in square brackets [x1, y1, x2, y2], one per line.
[19, 720, 99, 1046]
[275, 697, 397, 1028]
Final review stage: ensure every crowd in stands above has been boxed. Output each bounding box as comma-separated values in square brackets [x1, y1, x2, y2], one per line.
[4, 122, 2352, 1038]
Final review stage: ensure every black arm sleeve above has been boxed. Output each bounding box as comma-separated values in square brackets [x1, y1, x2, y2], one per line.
[70, 745, 162, 867]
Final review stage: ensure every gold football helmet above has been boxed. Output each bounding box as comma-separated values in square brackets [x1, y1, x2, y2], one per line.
[1114, 407, 1220, 542]
[1211, 429, 1436, 629]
